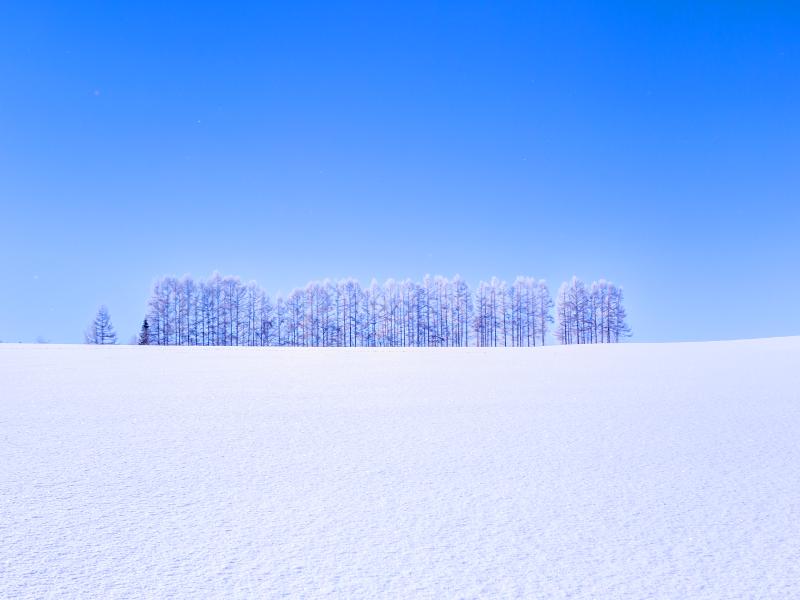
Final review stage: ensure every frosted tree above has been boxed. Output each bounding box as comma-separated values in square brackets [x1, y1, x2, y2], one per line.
[243, 281, 261, 346]
[85, 306, 117, 345]
[274, 296, 287, 346]
[452, 275, 472, 347]
[609, 284, 631, 342]
[555, 282, 571, 344]
[258, 290, 274, 346]
[536, 280, 554, 346]
[285, 288, 305, 346]
[555, 278, 584, 344]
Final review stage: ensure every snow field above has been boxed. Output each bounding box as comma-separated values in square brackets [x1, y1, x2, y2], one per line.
[2, 338, 800, 598]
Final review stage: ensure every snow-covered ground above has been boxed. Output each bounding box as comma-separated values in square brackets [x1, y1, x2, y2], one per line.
[2, 338, 799, 599]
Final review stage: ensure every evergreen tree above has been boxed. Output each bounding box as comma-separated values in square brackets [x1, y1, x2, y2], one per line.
[138, 319, 150, 345]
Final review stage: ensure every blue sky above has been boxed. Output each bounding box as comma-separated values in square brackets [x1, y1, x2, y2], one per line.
[1, 1, 798, 343]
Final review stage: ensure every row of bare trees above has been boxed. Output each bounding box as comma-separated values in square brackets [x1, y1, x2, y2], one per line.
[141, 273, 629, 347]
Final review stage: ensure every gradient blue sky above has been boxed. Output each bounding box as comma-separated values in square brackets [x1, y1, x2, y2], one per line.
[1, 1, 798, 343]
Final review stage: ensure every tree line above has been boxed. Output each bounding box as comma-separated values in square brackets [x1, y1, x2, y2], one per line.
[107, 272, 629, 347]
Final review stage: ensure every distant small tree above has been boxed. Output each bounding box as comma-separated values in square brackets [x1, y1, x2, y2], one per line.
[138, 318, 150, 345]
[85, 306, 117, 344]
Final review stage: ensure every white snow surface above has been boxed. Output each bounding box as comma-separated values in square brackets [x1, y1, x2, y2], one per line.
[2, 338, 800, 599]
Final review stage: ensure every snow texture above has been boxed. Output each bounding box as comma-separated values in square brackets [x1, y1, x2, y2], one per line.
[2, 338, 800, 598]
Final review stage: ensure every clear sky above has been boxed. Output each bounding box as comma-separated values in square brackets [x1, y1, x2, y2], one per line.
[1, 1, 798, 343]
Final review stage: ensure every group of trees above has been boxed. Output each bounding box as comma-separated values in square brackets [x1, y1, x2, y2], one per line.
[474, 277, 554, 347]
[112, 272, 629, 347]
[555, 277, 630, 344]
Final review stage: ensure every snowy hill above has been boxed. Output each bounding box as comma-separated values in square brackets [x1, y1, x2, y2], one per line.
[2, 338, 800, 598]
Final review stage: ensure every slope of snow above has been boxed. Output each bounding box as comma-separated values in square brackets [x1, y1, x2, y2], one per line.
[2, 338, 799, 598]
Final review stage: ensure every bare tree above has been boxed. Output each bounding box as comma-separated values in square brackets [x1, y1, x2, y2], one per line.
[85, 306, 117, 345]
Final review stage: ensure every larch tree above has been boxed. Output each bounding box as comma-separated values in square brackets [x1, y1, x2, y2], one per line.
[85, 305, 117, 345]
